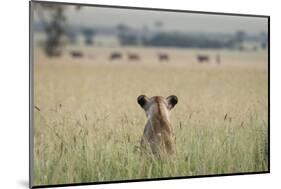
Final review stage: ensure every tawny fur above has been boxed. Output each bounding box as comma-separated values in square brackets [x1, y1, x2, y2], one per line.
[138, 95, 177, 158]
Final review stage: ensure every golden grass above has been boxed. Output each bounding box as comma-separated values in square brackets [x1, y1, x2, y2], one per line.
[33, 47, 268, 186]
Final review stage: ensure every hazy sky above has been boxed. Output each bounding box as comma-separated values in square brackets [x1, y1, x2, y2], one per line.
[36, 4, 268, 34]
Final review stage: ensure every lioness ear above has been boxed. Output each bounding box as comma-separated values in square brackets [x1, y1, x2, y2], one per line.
[137, 95, 149, 109]
[166, 95, 178, 110]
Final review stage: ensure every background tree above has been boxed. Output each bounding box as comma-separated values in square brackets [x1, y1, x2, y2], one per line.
[82, 28, 95, 45]
[34, 3, 81, 57]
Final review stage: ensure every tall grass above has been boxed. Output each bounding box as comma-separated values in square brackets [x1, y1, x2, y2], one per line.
[33, 49, 268, 186]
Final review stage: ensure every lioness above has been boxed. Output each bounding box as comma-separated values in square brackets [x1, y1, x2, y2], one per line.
[137, 95, 178, 157]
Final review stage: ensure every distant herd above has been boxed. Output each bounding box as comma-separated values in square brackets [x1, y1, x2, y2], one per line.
[69, 50, 221, 64]
[109, 52, 169, 62]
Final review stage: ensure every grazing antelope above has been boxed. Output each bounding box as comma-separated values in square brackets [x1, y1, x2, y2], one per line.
[70, 50, 83, 58]
[158, 53, 169, 62]
[137, 95, 178, 158]
[128, 53, 140, 61]
[216, 53, 221, 64]
[110, 52, 122, 60]
[197, 54, 209, 63]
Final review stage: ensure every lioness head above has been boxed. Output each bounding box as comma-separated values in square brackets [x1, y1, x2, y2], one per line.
[137, 95, 178, 118]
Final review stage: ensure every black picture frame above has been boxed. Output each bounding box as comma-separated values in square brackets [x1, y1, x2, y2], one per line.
[29, 1, 270, 188]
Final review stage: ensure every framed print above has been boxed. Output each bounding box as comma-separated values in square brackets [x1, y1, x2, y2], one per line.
[29, 0, 269, 188]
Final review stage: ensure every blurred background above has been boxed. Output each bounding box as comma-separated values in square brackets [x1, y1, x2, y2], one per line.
[32, 2, 268, 64]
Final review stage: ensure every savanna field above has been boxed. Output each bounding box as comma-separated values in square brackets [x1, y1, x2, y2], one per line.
[33, 47, 268, 186]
